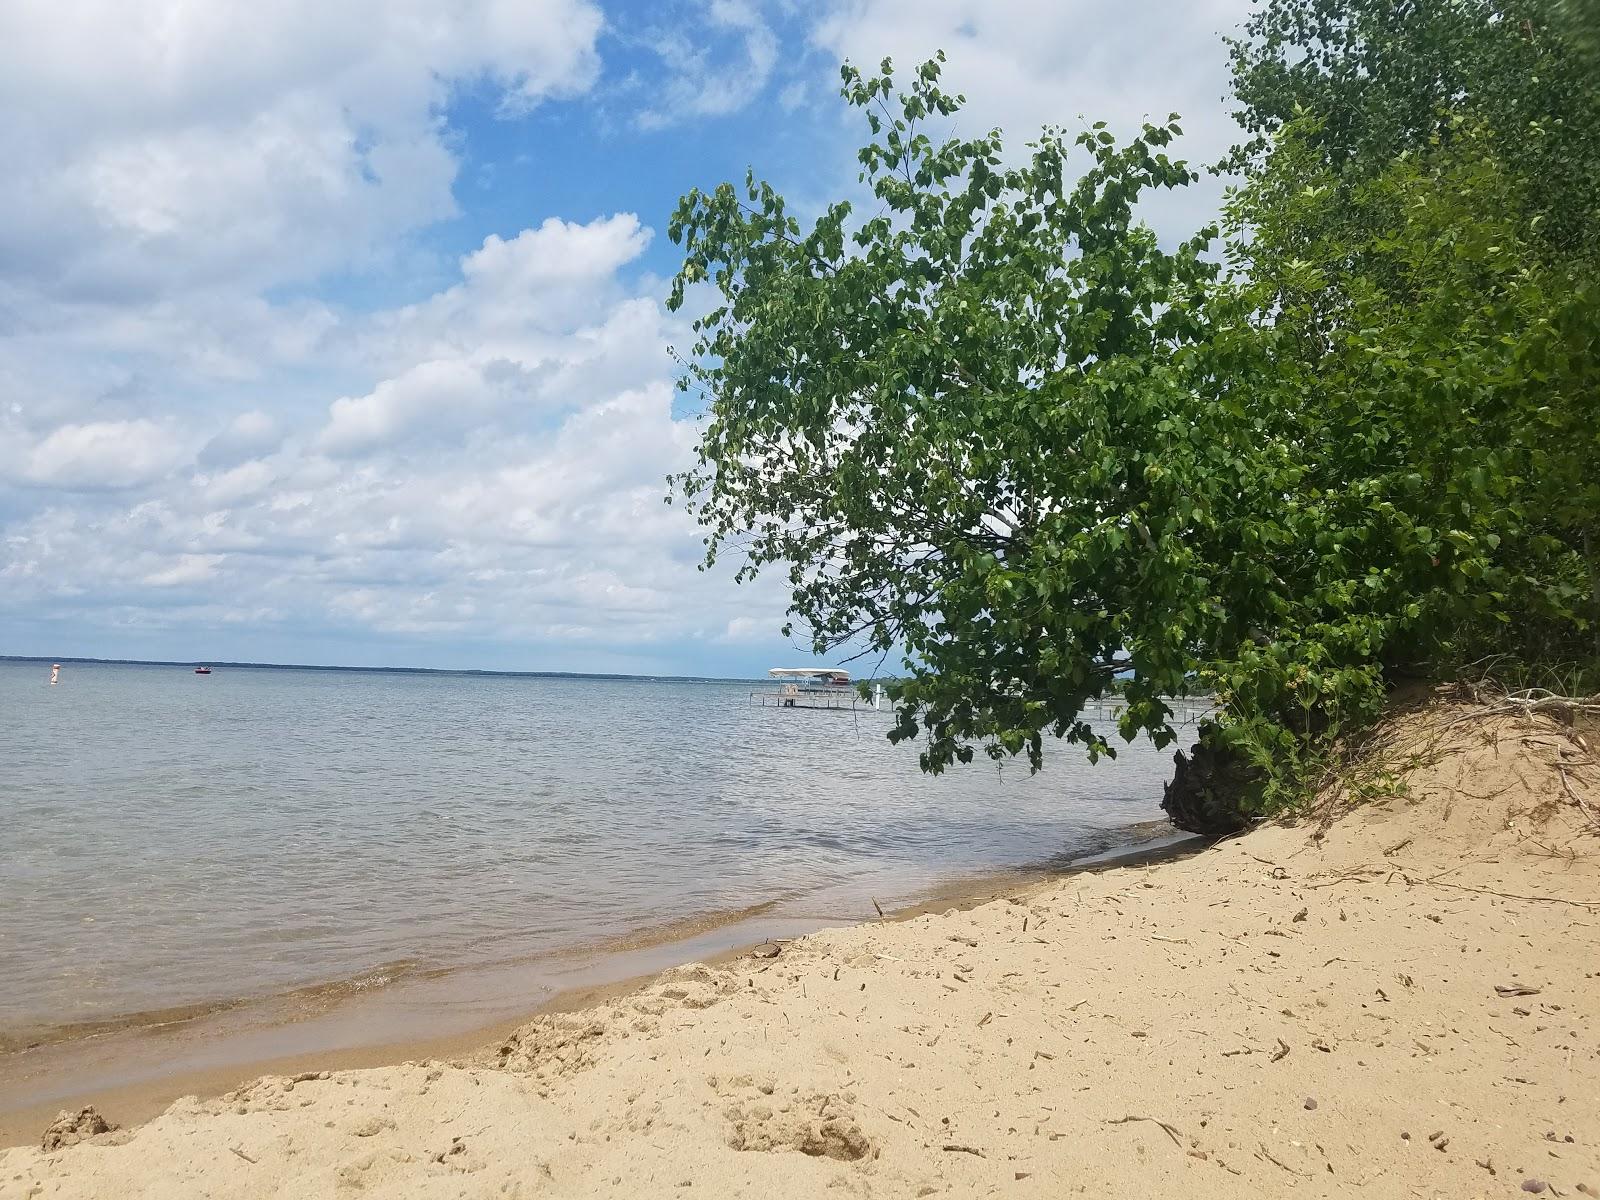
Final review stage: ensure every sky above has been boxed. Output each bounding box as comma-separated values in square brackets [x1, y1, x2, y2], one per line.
[0, 0, 1251, 677]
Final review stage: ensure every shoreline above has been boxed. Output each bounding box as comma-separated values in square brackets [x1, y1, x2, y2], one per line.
[2, 702, 1595, 1197]
[0, 824, 1192, 1148]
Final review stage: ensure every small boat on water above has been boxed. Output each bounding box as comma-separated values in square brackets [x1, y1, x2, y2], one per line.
[194, 666, 212, 675]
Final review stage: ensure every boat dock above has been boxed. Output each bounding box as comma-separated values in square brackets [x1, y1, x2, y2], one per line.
[750, 687, 866, 710]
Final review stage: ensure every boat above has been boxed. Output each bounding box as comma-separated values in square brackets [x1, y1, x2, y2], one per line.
[194, 666, 212, 675]
[752, 668, 874, 710]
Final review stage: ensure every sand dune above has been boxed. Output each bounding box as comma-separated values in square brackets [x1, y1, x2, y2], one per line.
[3, 701, 1596, 1198]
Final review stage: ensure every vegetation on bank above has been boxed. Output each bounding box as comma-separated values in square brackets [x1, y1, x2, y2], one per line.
[666, 0, 1600, 834]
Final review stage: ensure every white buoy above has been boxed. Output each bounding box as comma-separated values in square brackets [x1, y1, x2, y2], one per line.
[49, 663, 59, 685]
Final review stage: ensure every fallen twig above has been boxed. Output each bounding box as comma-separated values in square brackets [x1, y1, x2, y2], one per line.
[229, 1147, 257, 1165]
[1421, 879, 1595, 911]
[942, 1144, 985, 1157]
[1494, 983, 1541, 997]
[1305, 868, 1385, 890]
[1442, 688, 1600, 729]
[1258, 1142, 1310, 1177]
[1555, 763, 1600, 832]
[1105, 1114, 1183, 1146]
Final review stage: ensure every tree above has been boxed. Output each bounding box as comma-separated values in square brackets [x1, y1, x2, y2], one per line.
[667, 56, 1258, 798]
[1224, 0, 1600, 261]
[1205, 118, 1600, 795]
[667, 28, 1599, 837]
[1552, 0, 1600, 59]
[1224, 0, 1600, 677]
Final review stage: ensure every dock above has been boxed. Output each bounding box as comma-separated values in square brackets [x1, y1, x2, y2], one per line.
[749, 688, 866, 710]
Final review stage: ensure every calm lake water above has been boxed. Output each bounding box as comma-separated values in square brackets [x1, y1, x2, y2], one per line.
[0, 659, 1182, 1046]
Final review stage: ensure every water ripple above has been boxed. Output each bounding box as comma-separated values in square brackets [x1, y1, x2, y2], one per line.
[0, 662, 1190, 1032]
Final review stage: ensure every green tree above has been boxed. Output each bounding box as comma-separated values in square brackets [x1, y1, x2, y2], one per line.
[1553, 0, 1600, 58]
[1207, 119, 1600, 793]
[1224, 0, 1600, 675]
[1224, 0, 1600, 260]
[668, 33, 1599, 836]
[667, 57, 1255, 797]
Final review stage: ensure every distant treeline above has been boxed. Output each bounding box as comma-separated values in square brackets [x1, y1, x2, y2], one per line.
[0, 655, 754, 685]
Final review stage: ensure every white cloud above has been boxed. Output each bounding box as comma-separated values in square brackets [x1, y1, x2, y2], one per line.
[200, 412, 283, 466]
[196, 459, 278, 506]
[812, 0, 1251, 240]
[364, 214, 656, 366]
[0, 0, 605, 303]
[464, 215, 653, 291]
[0, 1, 1260, 674]
[637, 0, 780, 129]
[143, 553, 224, 588]
[0, 207, 791, 666]
[719, 615, 788, 643]
[315, 214, 666, 457]
[317, 359, 507, 457]
[21, 419, 185, 489]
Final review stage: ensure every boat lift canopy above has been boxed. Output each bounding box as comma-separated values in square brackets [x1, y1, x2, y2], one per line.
[767, 668, 850, 681]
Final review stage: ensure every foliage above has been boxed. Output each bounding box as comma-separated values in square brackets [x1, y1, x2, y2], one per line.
[667, 17, 1600, 833]
[1212, 0, 1600, 794]
[1552, 0, 1600, 59]
[1208, 119, 1600, 798]
[1223, 0, 1600, 261]
[668, 56, 1246, 776]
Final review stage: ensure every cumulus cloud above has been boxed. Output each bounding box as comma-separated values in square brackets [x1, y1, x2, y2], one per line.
[464, 215, 653, 291]
[143, 553, 224, 588]
[812, 0, 1252, 240]
[196, 459, 279, 507]
[317, 360, 509, 457]
[0, 203, 790, 667]
[20, 419, 185, 490]
[0, 0, 1255, 673]
[315, 214, 666, 458]
[0, 0, 604, 303]
[363, 214, 657, 367]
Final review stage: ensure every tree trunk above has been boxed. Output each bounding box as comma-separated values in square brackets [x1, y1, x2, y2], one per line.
[1161, 733, 1260, 837]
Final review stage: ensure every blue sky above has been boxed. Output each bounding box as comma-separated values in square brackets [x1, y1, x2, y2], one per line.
[0, 0, 1249, 676]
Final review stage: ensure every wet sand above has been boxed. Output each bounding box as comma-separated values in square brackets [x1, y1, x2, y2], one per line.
[0, 829, 1189, 1146]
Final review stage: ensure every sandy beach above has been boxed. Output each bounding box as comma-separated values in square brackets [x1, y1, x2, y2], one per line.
[4, 700, 1596, 1198]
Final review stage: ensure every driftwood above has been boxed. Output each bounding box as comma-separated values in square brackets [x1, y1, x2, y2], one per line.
[1555, 763, 1600, 831]
[1452, 682, 1600, 723]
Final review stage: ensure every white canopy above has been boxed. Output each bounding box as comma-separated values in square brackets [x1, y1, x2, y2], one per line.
[767, 667, 850, 680]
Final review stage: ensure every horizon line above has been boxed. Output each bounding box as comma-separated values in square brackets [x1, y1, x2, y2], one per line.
[0, 653, 769, 684]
